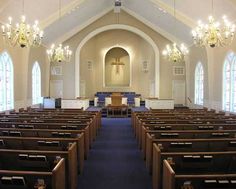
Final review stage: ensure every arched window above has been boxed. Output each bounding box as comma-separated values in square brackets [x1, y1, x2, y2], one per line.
[223, 52, 236, 112]
[32, 62, 41, 105]
[0, 52, 14, 111]
[194, 63, 204, 105]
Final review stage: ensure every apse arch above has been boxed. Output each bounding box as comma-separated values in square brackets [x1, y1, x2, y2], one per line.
[75, 24, 160, 98]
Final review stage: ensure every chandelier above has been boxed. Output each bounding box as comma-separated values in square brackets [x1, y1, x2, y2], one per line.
[162, 43, 189, 63]
[1, 16, 43, 48]
[47, 44, 72, 63]
[162, 0, 189, 63]
[46, 0, 72, 63]
[1, 0, 43, 48]
[192, 15, 235, 48]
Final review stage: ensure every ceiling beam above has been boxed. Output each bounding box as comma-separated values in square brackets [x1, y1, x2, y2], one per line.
[44, 6, 113, 45]
[122, 6, 186, 45]
[40, 0, 86, 29]
[150, 0, 196, 28]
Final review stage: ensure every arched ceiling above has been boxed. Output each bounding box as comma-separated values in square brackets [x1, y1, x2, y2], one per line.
[0, 0, 236, 46]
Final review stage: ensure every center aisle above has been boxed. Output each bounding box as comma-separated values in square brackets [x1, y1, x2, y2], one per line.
[77, 118, 152, 189]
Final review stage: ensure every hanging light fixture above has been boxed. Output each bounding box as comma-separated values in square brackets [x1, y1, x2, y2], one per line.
[1, 0, 43, 48]
[162, 0, 189, 63]
[46, 0, 72, 63]
[162, 43, 189, 63]
[192, 0, 235, 48]
[47, 44, 72, 63]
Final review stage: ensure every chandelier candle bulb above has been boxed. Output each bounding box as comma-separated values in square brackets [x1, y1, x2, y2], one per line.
[1, 26, 5, 33]
[47, 43, 72, 63]
[1, 14, 44, 48]
[46, 0, 73, 63]
[192, 15, 235, 48]
[162, 0, 189, 63]
[162, 43, 189, 63]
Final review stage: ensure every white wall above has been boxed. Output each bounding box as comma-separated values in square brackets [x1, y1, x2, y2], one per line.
[0, 37, 49, 110]
[186, 41, 236, 111]
[58, 10, 186, 100]
[80, 30, 155, 99]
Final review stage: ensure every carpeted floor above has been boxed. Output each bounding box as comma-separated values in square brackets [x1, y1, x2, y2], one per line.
[131, 106, 148, 112]
[77, 118, 152, 189]
[86, 106, 148, 112]
[86, 106, 103, 111]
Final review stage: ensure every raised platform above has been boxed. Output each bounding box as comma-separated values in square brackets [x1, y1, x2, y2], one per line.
[86, 106, 148, 117]
[95, 92, 140, 107]
[102, 107, 131, 117]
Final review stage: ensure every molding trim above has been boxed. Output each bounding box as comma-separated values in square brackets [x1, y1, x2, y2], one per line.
[150, 0, 196, 28]
[122, 7, 182, 45]
[48, 6, 113, 45]
[75, 24, 160, 98]
[41, 0, 85, 29]
[44, 5, 194, 46]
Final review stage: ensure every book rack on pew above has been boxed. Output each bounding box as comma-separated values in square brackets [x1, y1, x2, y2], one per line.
[131, 108, 236, 189]
[0, 107, 101, 189]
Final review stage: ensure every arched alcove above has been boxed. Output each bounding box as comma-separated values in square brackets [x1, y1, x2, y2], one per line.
[105, 47, 130, 87]
[75, 24, 160, 98]
[79, 29, 156, 99]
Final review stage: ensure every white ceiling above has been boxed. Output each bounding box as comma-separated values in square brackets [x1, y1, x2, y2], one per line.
[0, 0, 236, 46]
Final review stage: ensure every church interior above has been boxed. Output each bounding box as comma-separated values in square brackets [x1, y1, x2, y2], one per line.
[0, 0, 236, 189]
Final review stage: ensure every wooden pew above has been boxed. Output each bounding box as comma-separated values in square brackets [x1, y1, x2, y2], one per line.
[0, 158, 65, 189]
[0, 107, 101, 189]
[146, 138, 236, 174]
[6, 110, 101, 137]
[152, 145, 236, 189]
[0, 122, 90, 158]
[0, 135, 84, 174]
[163, 158, 236, 189]
[141, 123, 236, 156]
[0, 116, 97, 144]
[135, 118, 236, 143]
[145, 129, 236, 164]
[0, 143, 77, 189]
[0, 125, 89, 159]
[131, 109, 224, 130]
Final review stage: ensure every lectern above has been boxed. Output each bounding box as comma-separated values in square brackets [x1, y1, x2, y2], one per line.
[107, 93, 128, 117]
[111, 92, 122, 106]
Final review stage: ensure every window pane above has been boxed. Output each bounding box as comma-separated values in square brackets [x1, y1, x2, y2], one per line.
[195, 63, 204, 105]
[232, 57, 236, 112]
[32, 62, 41, 105]
[223, 52, 236, 112]
[0, 52, 14, 111]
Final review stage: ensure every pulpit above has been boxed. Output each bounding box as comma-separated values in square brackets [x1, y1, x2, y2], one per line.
[107, 93, 128, 117]
[111, 92, 122, 106]
[105, 94, 127, 106]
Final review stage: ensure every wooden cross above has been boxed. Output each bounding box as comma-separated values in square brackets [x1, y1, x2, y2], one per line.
[111, 58, 124, 74]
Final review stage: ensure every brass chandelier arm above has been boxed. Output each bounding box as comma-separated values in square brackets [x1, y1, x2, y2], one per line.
[46, 0, 72, 63]
[162, 0, 189, 63]
[192, 0, 235, 48]
[1, 0, 44, 48]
